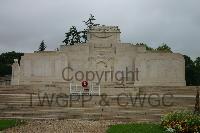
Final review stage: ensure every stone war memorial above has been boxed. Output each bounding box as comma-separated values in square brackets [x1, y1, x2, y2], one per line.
[11, 25, 185, 87]
[0, 24, 198, 123]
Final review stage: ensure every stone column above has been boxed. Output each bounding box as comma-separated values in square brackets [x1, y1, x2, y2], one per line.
[11, 59, 20, 85]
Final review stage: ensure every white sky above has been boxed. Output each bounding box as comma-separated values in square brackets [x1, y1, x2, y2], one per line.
[0, 0, 199, 59]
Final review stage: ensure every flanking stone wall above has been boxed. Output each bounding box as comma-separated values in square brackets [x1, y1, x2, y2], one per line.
[135, 53, 185, 86]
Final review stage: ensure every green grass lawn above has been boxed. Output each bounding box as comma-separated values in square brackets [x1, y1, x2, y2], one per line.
[106, 123, 165, 133]
[0, 119, 23, 131]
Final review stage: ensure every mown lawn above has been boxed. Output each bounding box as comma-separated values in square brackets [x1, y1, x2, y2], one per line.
[0, 119, 23, 131]
[106, 123, 165, 133]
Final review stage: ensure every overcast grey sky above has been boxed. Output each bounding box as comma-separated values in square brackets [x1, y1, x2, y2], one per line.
[0, 0, 199, 58]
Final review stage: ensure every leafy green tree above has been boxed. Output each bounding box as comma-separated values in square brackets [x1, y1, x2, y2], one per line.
[0, 51, 24, 65]
[0, 51, 24, 76]
[63, 14, 98, 45]
[38, 40, 47, 51]
[156, 43, 172, 53]
[135, 43, 172, 52]
[184, 55, 196, 86]
[136, 43, 154, 51]
[63, 26, 82, 45]
[83, 14, 99, 29]
[194, 57, 200, 68]
[194, 57, 200, 85]
[0, 64, 12, 76]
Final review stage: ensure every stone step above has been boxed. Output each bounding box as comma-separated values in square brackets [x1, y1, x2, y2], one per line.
[0, 85, 198, 121]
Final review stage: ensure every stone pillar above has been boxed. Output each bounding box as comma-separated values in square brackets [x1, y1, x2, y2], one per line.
[11, 59, 20, 85]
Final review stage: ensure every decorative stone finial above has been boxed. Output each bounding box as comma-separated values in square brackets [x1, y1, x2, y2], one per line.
[89, 25, 120, 33]
[14, 59, 18, 63]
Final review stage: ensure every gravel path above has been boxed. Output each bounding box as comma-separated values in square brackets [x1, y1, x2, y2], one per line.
[5, 119, 127, 133]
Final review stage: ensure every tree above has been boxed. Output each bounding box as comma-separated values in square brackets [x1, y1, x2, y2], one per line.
[194, 57, 200, 68]
[183, 56, 200, 86]
[38, 40, 47, 51]
[0, 51, 24, 76]
[0, 64, 12, 76]
[0, 51, 24, 65]
[63, 26, 82, 45]
[136, 43, 154, 51]
[63, 14, 98, 45]
[156, 43, 172, 53]
[135, 43, 172, 52]
[83, 14, 99, 29]
[194, 57, 200, 85]
[184, 55, 196, 86]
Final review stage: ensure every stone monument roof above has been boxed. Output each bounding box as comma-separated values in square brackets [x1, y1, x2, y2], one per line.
[89, 25, 120, 33]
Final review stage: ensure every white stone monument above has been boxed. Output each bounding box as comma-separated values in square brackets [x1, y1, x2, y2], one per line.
[11, 25, 186, 86]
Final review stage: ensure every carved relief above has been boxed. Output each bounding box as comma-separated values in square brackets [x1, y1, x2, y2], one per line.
[96, 61, 107, 69]
[93, 33, 112, 38]
[94, 43, 112, 48]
